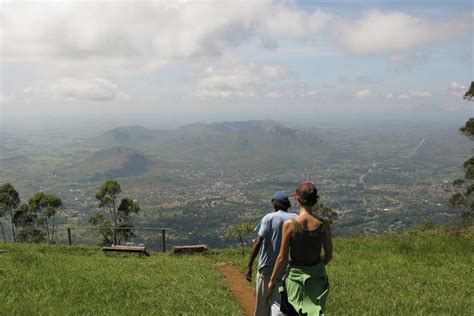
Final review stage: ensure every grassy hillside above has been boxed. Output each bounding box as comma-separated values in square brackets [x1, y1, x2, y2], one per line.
[216, 227, 474, 315]
[0, 244, 242, 315]
[0, 228, 472, 315]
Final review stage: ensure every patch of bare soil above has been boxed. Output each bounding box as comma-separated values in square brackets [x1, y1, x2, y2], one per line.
[218, 262, 256, 316]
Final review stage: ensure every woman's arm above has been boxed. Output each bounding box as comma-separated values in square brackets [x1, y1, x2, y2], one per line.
[268, 220, 293, 291]
[322, 222, 333, 265]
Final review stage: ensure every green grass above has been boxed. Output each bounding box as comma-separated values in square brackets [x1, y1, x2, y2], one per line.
[216, 228, 474, 315]
[1, 229, 473, 315]
[0, 244, 242, 315]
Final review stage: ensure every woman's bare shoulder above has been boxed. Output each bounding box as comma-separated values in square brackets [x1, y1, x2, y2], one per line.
[283, 218, 295, 231]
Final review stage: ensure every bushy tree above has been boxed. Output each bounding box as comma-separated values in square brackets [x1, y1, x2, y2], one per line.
[463, 82, 474, 101]
[0, 183, 20, 242]
[27, 192, 63, 244]
[13, 204, 45, 243]
[313, 203, 338, 224]
[95, 180, 121, 244]
[11, 192, 63, 244]
[92, 180, 140, 245]
[224, 222, 254, 254]
[88, 212, 114, 245]
[116, 198, 140, 243]
[450, 82, 473, 226]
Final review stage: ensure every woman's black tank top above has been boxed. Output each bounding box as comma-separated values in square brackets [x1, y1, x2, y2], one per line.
[289, 218, 325, 266]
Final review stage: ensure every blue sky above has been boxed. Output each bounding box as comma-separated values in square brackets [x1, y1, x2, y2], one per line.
[0, 0, 472, 126]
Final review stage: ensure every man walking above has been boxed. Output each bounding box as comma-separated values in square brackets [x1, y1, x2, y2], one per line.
[246, 191, 296, 316]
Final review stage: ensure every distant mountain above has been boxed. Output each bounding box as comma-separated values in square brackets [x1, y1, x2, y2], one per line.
[177, 120, 311, 139]
[80, 147, 154, 180]
[91, 126, 170, 149]
[91, 120, 327, 168]
[167, 120, 326, 167]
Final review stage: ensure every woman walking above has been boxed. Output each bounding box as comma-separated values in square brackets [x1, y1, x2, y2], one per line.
[268, 181, 333, 315]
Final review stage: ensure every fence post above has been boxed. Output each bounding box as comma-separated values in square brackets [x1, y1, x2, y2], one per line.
[162, 229, 166, 253]
[1, 222, 6, 243]
[67, 228, 72, 245]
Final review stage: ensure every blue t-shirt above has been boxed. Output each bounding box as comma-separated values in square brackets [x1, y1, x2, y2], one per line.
[256, 210, 297, 270]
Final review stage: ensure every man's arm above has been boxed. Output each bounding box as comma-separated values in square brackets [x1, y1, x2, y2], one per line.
[246, 235, 263, 282]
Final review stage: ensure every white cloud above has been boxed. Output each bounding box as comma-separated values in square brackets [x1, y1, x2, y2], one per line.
[299, 90, 318, 98]
[408, 91, 431, 98]
[5, 2, 467, 79]
[52, 78, 123, 102]
[193, 58, 321, 100]
[264, 91, 284, 98]
[261, 84, 318, 99]
[194, 89, 255, 98]
[259, 6, 331, 38]
[194, 56, 288, 98]
[355, 89, 371, 98]
[2, 78, 127, 103]
[0, 1, 326, 77]
[1, 1, 471, 109]
[331, 10, 472, 55]
[450, 81, 467, 98]
[260, 64, 288, 79]
[386, 91, 432, 100]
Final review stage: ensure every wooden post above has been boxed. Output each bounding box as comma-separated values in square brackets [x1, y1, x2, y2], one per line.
[1, 222, 6, 243]
[162, 229, 166, 253]
[67, 228, 72, 245]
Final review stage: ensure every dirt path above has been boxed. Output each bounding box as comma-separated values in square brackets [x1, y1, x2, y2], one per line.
[218, 263, 256, 316]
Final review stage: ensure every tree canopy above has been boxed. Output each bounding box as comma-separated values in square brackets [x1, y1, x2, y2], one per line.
[91, 180, 140, 245]
[0, 183, 21, 242]
[27, 192, 63, 244]
[450, 81, 474, 226]
[224, 222, 254, 254]
[463, 81, 474, 101]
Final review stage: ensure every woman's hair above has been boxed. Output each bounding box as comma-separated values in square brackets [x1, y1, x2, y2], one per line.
[294, 180, 319, 207]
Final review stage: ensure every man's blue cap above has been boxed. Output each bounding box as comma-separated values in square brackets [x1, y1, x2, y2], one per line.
[272, 191, 289, 202]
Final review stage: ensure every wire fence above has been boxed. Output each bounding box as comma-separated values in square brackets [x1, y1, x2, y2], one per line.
[66, 227, 170, 252]
[0, 222, 170, 252]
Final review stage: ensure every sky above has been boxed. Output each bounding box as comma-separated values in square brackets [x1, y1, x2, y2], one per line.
[0, 0, 473, 128]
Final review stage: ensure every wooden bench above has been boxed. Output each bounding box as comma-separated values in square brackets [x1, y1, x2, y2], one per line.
[102, 245, 150, 256]
[172, 244, 208, 254]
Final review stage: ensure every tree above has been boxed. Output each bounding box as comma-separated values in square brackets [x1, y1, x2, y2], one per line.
[313, 203, 338, 224]
[463, 81, 474, 101]
[459, 117, 474, 137]
[88, 212, 114, 245]
[224, 222, 254, 255]
[450, 81, 474, 226]
[27, 192, 63, 244]
[0, 183, 21, 242]
[13, 204, 45, 243]
[92, 180, 140, 245]
[95, 180, 121, 244]
[116, 198, 140, 244]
